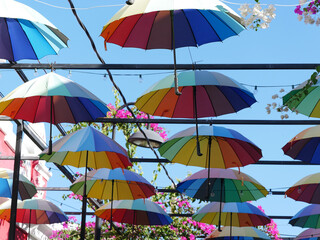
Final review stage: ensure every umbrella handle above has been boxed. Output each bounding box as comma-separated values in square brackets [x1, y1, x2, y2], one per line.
[48, 96, 53, 155]
[193, 86, 202, 156]
[109, 179, 114, 230]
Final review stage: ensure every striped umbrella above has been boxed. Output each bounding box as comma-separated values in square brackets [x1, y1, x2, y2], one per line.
[0, 168, 36, 200]
[159, 125, 262, 169]
[283, 80, 320, 118]
[0, 0, 68, 61]
[285, 172, 320, 204]
[295, 228, 320, 240]
[282, 125, 320, 164]
[0, 198, 68, 239]
[137, 71, 256, 155]
[0, 72, 110, 154]
[290, 204, 320, 228]
[193, 202, 271, 230]
[101, 0, 245, 93]
[95, 199, 172, 226]
[177, 168, 268, 202]
[70, 168, 156, 229]
[205, 226, 271, 240]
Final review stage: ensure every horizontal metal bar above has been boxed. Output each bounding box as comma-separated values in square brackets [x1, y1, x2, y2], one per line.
[36, 187, 286, 196]
[96, 118, 320, 125]
[63, 211, 292, 219]
[131, 158, 310, 165]
[1, 63, 320, 70]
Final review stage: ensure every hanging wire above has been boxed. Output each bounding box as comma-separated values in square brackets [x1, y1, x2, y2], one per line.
[31, 0, 125, 10]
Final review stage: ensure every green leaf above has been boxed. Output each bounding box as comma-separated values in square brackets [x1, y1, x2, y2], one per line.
[316, 65, 320, 73]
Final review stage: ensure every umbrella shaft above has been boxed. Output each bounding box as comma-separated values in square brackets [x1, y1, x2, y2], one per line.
[80, 151, 89, 240]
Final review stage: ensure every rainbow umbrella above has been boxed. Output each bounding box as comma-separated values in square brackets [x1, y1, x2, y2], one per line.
[39, 126, 131, 169]
[0, 0, 68, 61]
[101, 0, 245, 93]
[295, 228, 320, 240]
[289, 204, 320, 228]
[282, 125, 320, 164]
[177, 168, 268, 202]
[0, 168, 36, 200]
[192, 202, 271, 230]
[205, 226, 271, 240]
[0, 198, 68, 239]
[137, 71, 256, 154]
[283, 80, 320, 118]
[0, 72, 110, 154]
[95, 199, 172, 226]
[159, 125, 262, 169]
[285, 172, 320, 204]
[40, 126, 131, 240]
[70, 168, 156, 229]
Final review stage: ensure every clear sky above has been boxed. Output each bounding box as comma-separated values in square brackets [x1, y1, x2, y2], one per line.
[3, 0, 320, 238]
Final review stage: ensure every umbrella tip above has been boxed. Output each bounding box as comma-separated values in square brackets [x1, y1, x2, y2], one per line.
[126, 0, 134, 5]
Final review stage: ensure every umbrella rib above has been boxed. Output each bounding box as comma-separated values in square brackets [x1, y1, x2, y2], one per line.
[203, 85, 218, 117]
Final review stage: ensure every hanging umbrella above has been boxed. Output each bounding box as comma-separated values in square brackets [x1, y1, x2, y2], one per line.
[101, 1, 245, 94]
[283, 80, 320, 118]
[70, 168, 156, 230]
[285, 172, 320, 204]
[95, 199, 172, 226]
[39, 126, 132, 169]
[0, 198, 68, 239]
[40, 126, 131, 240]
[0, 72, 110, 154]
[289, 204, 320, 228]
[282, 125, 320, 164]
[137, 71, 256, 155]
[205, 226, 271, 240]
[0, 0, 68, 61]
[295, 228, 320, 240]
[70, 168, 155, 200]
[192, 202, 271, 231]
[177, 168, 268, 202]
[159, 125, 262, 169]
[0, 168, 36, 200]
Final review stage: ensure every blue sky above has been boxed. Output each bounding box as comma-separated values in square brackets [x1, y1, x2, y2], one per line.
[4, 0, 320, 238]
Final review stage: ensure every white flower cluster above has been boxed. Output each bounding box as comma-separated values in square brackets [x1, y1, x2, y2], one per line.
[296, 0, 320, 25]
[238, 3, 276, 30]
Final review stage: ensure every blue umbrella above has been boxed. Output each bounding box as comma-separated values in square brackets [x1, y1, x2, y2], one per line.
[0, 0, 68, 61]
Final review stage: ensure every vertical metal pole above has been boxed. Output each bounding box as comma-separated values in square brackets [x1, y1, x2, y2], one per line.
[9, 120, 23, 240]
[80, 151, 89, 240]
[218, 178, 224, 232]
[193, 86, 202, 156]
[230, 212, 232, 240]
[207, 137, 212, 200]
[94, 200, 102, 240]
[109, 180, 114, 230]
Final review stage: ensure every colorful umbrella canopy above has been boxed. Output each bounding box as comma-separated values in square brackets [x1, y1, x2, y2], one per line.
[39, 126, 132, 169]
[0, 198, 68, 224]
[285, 172, 320, 204]
[101, 0, 244, 50]
[295, 228, 320, 240]
[283, 80, 320, 118]
[135, 71, 256, 118]
[0, 168, 36, 200]
[282, 125, 320, 164]
[192, 202, 271, 227]
[205, 226, 271, 240]
[70, 168, 156, 200]
[0, 72, 110, 154]
[0, 0, 68, 61]
[95, 199, 172, 226]
[289, 204, 320, 228]
[101, 0, 245, 94]
[177, 168, 268, 202]
[0, 72, 109, 124]
[159, 125, 262, 169]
